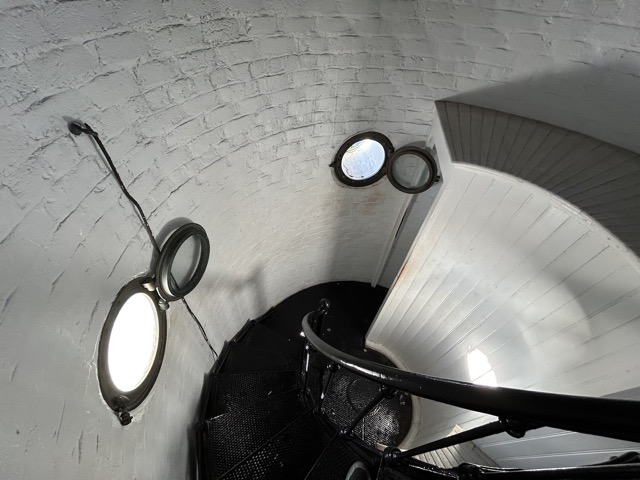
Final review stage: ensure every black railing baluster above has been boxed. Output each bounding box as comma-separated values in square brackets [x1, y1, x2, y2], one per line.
[341, 386, 396, 438]
[301, 343, 311, 394]
[317, 362, 338, 412]
[390, 418, 538, 462]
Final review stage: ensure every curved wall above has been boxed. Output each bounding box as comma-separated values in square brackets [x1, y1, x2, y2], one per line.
[3, 0, 640, 477]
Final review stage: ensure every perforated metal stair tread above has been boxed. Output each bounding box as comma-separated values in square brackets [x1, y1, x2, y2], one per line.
[320, 367, 412, 447]
[243, 322, 303, 358]
[221, 412, 329, 480]
[207, 370, 302, 417]
[224, 343, 301, 373]
[379, 466, 419, 479]
[203, 390, 308, 477]
[305, 436, 363, 480]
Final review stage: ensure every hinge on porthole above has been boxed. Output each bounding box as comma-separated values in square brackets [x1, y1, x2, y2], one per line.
[141, 277, 169, 310]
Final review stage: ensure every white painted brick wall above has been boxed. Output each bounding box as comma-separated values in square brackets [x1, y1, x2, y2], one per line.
[2, 0, 640, 478]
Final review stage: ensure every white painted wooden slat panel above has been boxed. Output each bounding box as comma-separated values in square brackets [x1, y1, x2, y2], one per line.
[368, 166, 640, 465]
[368, 103, 640, 468]
[392, 179, 512, 353]
[437, 101, 640, 255]
[368, 168, 477, 343]
[379, 183, 443, 288]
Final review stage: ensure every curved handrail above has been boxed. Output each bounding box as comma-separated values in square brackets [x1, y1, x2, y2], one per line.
[302, 313, 640, 443]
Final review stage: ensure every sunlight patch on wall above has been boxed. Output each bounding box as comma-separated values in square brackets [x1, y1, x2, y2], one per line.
[467, 349, 497, 387]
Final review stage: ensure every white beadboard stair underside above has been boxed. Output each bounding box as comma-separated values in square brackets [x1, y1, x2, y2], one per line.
[368, 101, 640, 469]
[437, 100, 640, 259]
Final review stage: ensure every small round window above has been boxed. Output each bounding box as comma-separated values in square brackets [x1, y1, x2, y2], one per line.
[98, 279, 167, 416]
[156, 223, 210, 302]
[332, 132, 393, 187]
[387, 146, 438, 194]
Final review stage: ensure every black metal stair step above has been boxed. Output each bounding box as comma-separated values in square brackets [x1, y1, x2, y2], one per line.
[206, 370, 301, 418]
[379, 467, 415, 480]
[224, 343, 301, 373]
[379, 462, 444, 480]
[304, 436, 363, 480]
[259, 309, 306, 348]
[222, 411, 330, 480]
[243, 322, 303, 359]
[203, 390, 308, 478]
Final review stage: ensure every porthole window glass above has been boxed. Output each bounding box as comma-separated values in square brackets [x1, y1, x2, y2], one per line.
[332, 132, 394, 187]
[342, 139, 386, 180]
[107, 292, 159, 392]
[387, 146, 438, 194]
[98, 279, 167, 415]
[156, 223, 210, 302]
[170, 235, 201, 290]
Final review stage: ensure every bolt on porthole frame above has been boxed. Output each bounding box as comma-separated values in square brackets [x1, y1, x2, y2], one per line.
[331, 131, 440, 193]
[97, 222, 210, 425]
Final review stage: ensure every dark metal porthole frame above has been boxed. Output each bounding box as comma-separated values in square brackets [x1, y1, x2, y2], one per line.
[387, 146, 438, 194]
[98, 278, 167, 420]
[331, 131, 394, 187]
[155, 223, 210, 302]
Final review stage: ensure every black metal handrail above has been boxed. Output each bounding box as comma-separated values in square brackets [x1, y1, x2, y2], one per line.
[301, 313, 640, 444]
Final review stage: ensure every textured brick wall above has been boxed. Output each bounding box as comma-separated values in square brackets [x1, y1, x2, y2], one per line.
[2, 0, 640, 478]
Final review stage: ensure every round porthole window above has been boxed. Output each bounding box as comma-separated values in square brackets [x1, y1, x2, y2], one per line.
[156, 223, 210, 302]
[331, 132, 394, 187]
[387, 146, 438, 194]
[98, 278, 167, 416]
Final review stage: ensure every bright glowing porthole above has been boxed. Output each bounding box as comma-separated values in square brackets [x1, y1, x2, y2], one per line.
[98, 279, 167, 417]
[107, 292, 160, 392]
[467, 349, 497, 387]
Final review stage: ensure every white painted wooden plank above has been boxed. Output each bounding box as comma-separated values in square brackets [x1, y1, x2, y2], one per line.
[385, 172, 494, 350]
[445, 102, 464, 163]
[479, 432, 640, 469]
[499, 117, 537, 173]
[439, 444, 461, 468]
[411, 209, 579, 375]
[479, 107, 496, 167]
[518, 129, 569, 180]
[526, 132, 587, 184]
[469, 105, 484, 165]
[458, 103, 472, 163]
[494, 114, 524, 173]
[533, 136, 602, 188]
[400, 187, 532, 357]
[486, 111, 511, 170]
[395, 180, 513, 352]
[374, 169, 476, 326]
[497, 450, 637, 469]
[553, 148, 634, 195]
[404, 190, 551, 368]
[510, 122, 554, 178]
[433, 448, 453, 468]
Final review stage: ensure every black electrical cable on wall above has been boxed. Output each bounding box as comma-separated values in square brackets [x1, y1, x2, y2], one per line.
[69, 121, 218, 359]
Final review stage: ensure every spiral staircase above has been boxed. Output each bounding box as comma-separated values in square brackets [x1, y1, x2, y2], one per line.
[195, 282, 640, 480]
